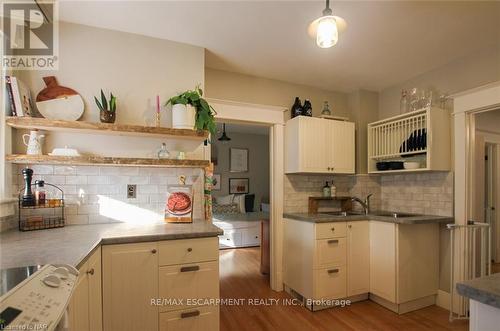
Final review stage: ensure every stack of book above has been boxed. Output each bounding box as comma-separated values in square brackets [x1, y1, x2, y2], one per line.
[5, 76, 34, 117]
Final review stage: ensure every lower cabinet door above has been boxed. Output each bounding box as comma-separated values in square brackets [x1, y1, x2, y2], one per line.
[314, 266, 347, 300]
[219, 230, 242, 248]
[68, 268, 90, 331]
[158, 261, 219, 312]
[159, 306, 219, 331]
[242, 226, 260, 246]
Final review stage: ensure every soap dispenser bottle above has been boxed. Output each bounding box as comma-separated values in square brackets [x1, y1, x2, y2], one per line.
[330, 180, 337, 198]
[322, 181, 331, 198]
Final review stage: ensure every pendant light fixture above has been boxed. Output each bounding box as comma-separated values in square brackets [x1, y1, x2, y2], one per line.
[308, 0, 346, 49]
[218, 123, 231, 142]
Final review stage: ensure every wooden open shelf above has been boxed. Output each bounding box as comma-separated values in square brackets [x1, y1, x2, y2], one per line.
[6, 116, 208, 140]
[6, 154, 210, 168]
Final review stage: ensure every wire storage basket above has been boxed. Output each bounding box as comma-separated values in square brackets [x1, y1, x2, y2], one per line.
[18, 182, 65, 231]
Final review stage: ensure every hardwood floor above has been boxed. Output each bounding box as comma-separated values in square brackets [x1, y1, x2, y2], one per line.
[219, 247, 468, 331]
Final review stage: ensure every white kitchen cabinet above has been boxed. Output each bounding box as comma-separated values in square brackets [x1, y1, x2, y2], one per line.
[103, 242, 159, 331]
[347, 221, 370, 297]
[284, 218, 440, 313]
[369, 221, 439, 314]
[369, 221, 397, 302]
[284, 218, 362, 311]
[68, 247, 102, 331]
[285, 116, 355, 174]
[102, 238, 219, 331]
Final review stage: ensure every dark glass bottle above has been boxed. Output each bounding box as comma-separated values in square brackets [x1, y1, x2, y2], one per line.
[291, 97, 303, 118]
[22, 168, 36, 207]
[303, 99, 312, 117]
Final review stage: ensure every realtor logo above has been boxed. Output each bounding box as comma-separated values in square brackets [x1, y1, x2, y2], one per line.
[2, 1, 58, 69]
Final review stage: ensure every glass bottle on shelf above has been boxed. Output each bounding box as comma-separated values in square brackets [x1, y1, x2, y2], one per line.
[157, 143, 170, 159]
[35, 180, 46, 206]
[321, 101, 331, 116]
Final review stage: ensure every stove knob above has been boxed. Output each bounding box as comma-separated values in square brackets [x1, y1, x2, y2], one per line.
[42, 274, 61, 288]
[53, 267, 69, 280]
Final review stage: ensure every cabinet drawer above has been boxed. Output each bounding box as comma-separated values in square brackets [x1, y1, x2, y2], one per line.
[316, 238, 347, 267]
[314, 266, 347, 300]
[219, 230, 242, 248]
[159, 305, 219, 331]
[159, 238, 218, 266]
[315, 222, 346, 239]
[158, 261, 219, 312]
[242, 227, 260, 246]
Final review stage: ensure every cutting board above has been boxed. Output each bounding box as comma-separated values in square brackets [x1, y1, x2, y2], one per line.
[36, 76, 84, 121]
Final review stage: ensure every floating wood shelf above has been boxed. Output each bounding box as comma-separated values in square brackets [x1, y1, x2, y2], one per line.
[6, 116, 208, 140]
[6, 154, 210, 168]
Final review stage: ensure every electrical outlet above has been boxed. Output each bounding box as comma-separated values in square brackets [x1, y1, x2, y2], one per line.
[127, 184, 137, 199]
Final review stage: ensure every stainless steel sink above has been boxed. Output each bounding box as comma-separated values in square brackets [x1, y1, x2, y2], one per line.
[369, 211, 421, 218]
[322, 211, 364, 217]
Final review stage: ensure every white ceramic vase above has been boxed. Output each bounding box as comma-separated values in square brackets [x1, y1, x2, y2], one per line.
[172, 104, 196, 130]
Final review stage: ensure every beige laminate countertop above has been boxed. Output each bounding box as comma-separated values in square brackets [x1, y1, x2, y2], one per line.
[0, 220, 222, 270]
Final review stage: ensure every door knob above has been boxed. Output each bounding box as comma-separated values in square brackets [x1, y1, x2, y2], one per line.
[86, 268, 94, 275]
[151, 249, 157, 254]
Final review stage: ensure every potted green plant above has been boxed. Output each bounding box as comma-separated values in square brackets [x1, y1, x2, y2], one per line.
[94, 90, 116, 124]
[166, 85, 216, 135]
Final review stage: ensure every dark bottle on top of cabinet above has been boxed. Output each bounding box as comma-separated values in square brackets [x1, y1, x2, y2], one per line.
[302, 99, 312, 117]
[291, 97, 303, 118]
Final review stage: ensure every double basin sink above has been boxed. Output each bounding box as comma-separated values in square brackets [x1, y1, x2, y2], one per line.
[323, 210, 421, 218]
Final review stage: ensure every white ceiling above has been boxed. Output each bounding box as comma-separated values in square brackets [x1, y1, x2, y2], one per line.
[59, 1, 500, 92]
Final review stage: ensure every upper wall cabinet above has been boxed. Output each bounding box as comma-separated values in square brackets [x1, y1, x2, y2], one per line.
[367, 107, 451, 174]
[285, 117, 355, 174]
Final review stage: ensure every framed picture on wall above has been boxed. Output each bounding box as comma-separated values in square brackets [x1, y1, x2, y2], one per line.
[230, 148, 248, 172]
[212, 174, 221, 190]
[229, 178, 249, 194]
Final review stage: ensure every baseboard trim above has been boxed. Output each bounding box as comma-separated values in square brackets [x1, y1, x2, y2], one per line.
[369, 293, 436, 314]
[436, 289, 451, 310]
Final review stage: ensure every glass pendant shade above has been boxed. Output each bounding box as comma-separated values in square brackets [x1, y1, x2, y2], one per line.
[316, 15, 338, 48]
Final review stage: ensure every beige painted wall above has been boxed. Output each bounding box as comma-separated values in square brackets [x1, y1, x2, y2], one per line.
[348, 90, 379, 174]
[212, 131, 270, 210]
[205, 68, 350, 120]
[14, 22, 205, 158]
[379, 45, 500, 118]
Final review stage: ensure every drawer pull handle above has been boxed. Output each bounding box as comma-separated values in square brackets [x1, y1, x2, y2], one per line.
[180, 265, 200, 273]
[327, 239, 339, 244]
[187, 247, 193, 252]
[331, 227, 335, 232]
[86, 268, 94, 275]
[181, 310, 200, 319]
[328, 268, 339, 274]
[151, 249, 157, 254]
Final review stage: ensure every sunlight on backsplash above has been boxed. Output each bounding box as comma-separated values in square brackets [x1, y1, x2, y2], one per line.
[97, 195, 162, 224]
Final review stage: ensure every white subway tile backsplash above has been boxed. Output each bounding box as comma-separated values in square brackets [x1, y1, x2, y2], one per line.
[66, 175, 88, 185]
[54, 166, 76, 175]
[12, 165, 205, 225]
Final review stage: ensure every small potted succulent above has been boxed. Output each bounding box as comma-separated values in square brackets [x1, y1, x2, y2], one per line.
[166, 85, 216, 135]
[94, 90, 116, 124]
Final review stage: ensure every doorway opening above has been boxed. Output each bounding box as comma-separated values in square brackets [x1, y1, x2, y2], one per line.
[473, 108, 500, 274]
[211, 121, 271, 287]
